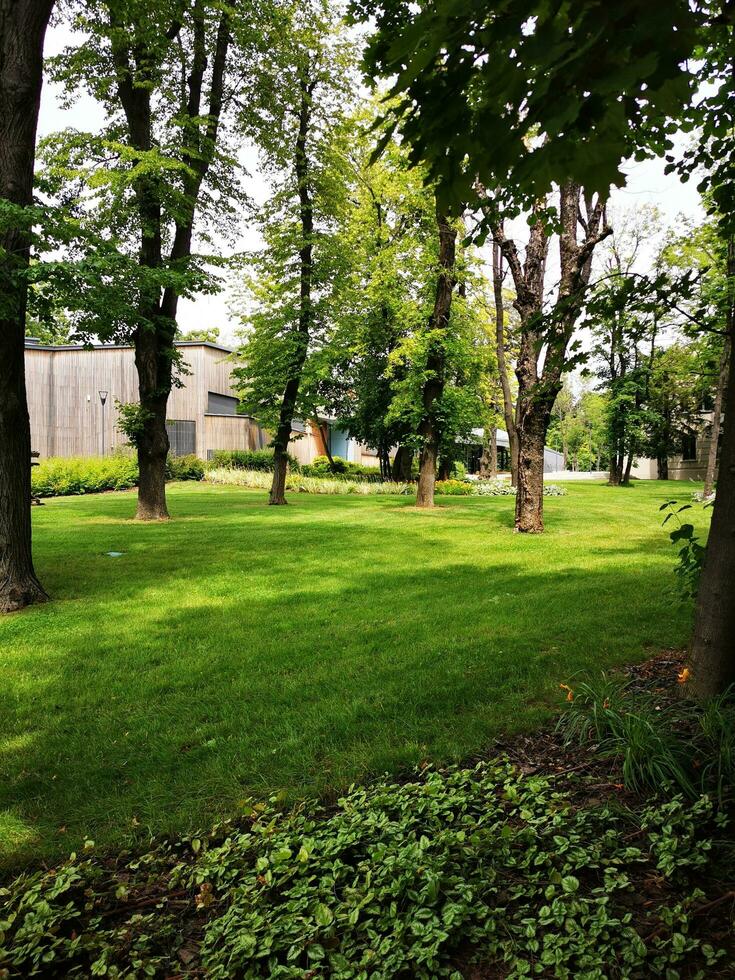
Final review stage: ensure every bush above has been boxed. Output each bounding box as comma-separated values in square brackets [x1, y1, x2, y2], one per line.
[32, 452, 206, 498]
[32, 452, 139, 498]
[301, 455, 382, 480]
[434, 479, 474, 495]
[165, 454, 206, 482]
[209, 448, 299, 472]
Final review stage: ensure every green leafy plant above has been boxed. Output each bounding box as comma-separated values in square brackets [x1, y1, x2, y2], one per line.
[660, 499, 709, 598]
[114, 401, 154, 450]
[0, 761, 728, 978]
[434, 478, 474, 495]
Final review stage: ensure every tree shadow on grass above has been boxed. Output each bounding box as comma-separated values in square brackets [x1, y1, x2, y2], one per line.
[0, 506, 693, 870]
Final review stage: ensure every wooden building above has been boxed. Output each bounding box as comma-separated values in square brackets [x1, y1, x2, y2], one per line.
[24, 338, 383, 466]
[24, 338, 269, 460]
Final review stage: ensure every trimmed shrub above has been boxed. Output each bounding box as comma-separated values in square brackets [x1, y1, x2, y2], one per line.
[32, 452, 206, 498]
[209, 448, 299, 472]
[32, 452, 139, 498]
[165, 454, 206, 482]
[301, 455, 382, 480]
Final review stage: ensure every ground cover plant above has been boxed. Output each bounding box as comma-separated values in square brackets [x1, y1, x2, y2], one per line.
[1, 756, 732, 978]
[0, 480, 707, 870]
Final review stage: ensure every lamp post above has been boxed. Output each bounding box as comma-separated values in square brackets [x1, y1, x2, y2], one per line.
[99, 390, 108, 455]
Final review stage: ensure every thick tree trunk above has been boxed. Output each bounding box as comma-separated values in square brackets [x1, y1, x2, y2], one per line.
[416, 445, 438, 506]
[657, 456, 669, 480]
[623, 452, 634, 485]
[415, 205, 458, 508]
[269, 425, 290, 505]
[0, 0, 54, 612]
[391, 444, 413, 482]
[688, 240, 735, 698]
[703, 337, 729, 498]
[515, 406, 549, 533]
[133, 324, 173, 520]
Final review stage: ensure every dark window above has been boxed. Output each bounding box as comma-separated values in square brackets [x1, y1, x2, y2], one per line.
[681, 434, 697, 462]
[207, 391, 238, 415]
[166, 420, 196, 456]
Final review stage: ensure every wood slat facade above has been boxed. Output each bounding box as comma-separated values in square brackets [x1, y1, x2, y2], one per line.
[24, 340, 269, 460]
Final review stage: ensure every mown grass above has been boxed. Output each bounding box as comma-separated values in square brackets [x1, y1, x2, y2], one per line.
[0, 479, 707, 869]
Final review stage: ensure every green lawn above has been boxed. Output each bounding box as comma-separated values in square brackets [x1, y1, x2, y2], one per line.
[0, 480, 707, 869]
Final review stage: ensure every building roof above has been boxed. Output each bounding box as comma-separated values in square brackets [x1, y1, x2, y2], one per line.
[24, 338, 234, 355]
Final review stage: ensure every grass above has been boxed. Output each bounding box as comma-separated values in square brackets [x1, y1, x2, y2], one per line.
[0, 479, 708, 869]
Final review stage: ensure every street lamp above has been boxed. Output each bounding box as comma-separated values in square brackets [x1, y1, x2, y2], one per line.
[99, 390, 108, 455]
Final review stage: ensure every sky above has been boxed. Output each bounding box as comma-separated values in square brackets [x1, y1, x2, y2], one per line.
[38, 22, 705, 350]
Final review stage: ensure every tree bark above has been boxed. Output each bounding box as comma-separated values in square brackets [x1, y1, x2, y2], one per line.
[657, 456, 669, 480]
[415, 205, 458, 508]
[496, 184, 609, 531]
[688, 239, 735, 697]
[492, 238, 519, 486]
[703, 336, 729, 498]
[0, 0, 54, 612]
[391, 445, 413, 482]
[269, 69, 314, 505]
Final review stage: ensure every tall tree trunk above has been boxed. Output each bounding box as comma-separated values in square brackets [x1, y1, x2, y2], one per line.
[269, 70, 314, 505]
[479, 427, 497, 477]
[623, 451, 634, 485]
[134, 326, 173, 520]
[0, 0, 54, 612]
[657, 456, 669, 480]
[415, 205, 458, 508]
[269, 418, 291, 505]
[492, 238, 519, 486]
[515, 384, 554, 533]
[391, 445, 413, 482]
[703, 337, 729, 498]
[688, 239, 735, 697]
[111, 5, 230, 520]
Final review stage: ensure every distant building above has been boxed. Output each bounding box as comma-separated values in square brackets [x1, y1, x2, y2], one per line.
[24, 338, 381, 466]
[631, 408, 721, 481]
[459, 428, 565, 475]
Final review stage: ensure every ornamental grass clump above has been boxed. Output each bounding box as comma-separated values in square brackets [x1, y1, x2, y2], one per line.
[205, 467, 412, 495]
[557, 674, 735, 804]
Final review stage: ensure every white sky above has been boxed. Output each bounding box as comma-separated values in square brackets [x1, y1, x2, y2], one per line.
[38, 23, 705, 349]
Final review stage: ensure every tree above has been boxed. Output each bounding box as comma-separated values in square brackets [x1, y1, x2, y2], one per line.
[233, 1, 355, 504]
[492, 184, 609, 531]
[414, 204, 459, 507]
[44, 0, 244, 520]
[178, 326, 221, 344]
[355, 0, 697, 214]
[0, 0, 55, 613]
[316, 109, 439, 481]
[357, 0, 735, 694]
